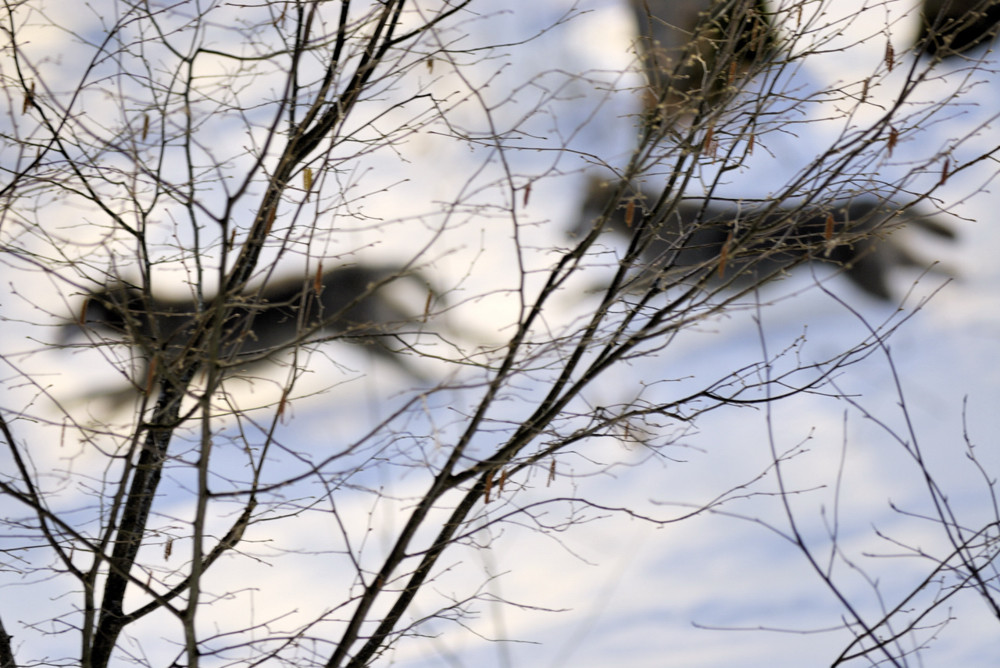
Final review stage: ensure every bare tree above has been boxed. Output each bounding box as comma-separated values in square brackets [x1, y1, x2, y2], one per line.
[0, 1, 997, 667]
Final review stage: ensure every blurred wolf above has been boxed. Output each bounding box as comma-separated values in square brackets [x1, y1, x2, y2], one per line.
[918, 0, 1000, 57]
[63, 264, 441, 390]
[575, 179, 955, 300]
[628, 0, 777, 118]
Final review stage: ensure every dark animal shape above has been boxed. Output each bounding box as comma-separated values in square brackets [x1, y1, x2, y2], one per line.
[628, 0, 777, 116]
[918, 0, 1000, 57]
[64, 264, 438, 382]
[576, 179, 955, 300]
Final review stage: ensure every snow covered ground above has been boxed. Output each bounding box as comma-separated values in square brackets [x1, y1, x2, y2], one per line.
[2, 1, 998, 666]
[370, 2, 1000, 666]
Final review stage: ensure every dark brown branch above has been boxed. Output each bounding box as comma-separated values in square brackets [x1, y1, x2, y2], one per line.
[88, 382, 192, 668]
